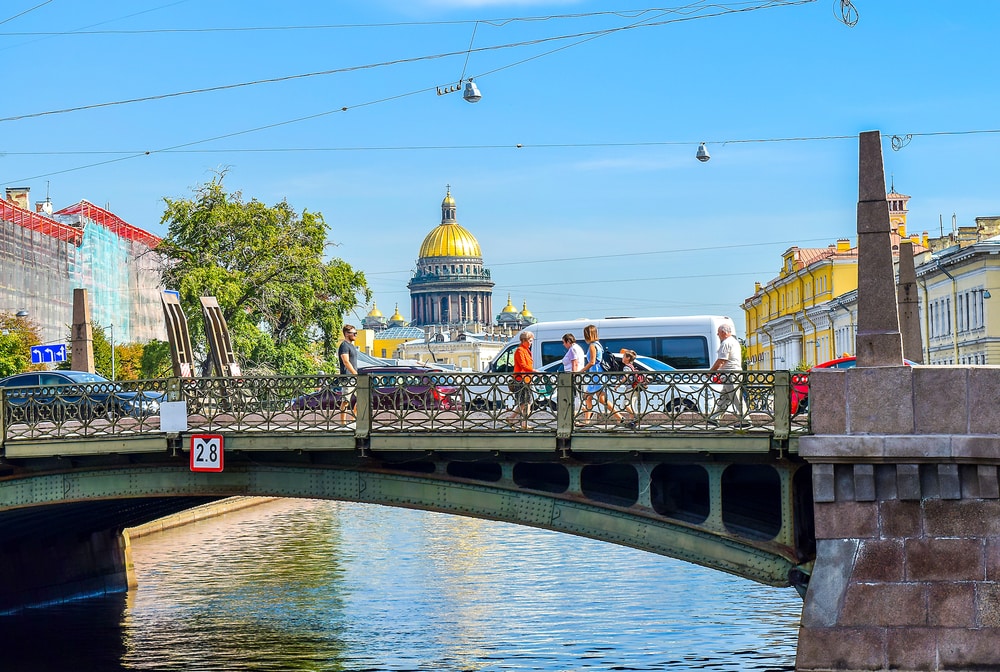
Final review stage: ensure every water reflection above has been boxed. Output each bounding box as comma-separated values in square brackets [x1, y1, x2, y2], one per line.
[0, 499, 801, 671]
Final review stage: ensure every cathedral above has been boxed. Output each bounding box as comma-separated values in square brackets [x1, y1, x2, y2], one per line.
[365, 187, 537, 336]
[408, 187, 496, 329]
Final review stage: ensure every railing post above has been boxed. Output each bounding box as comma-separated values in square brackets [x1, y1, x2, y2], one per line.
[166, 377, 182, 402]
[772, 370, 790, 440]
[556, 372, 574, 438]
[0, 389, 6, 454]
[355, 374, 371, 438]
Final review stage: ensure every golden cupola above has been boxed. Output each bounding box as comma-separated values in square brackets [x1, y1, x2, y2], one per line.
[417, 186, 483, 259]
[501, 295, 518, 314]
[520, 301, 534, 319]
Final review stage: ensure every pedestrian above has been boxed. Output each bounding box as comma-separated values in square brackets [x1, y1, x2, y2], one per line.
[707, 323, 746, 427]
[561, 333, 585, 372]
[618, 349, 642, 428]
[338, 324, 359, 425]
[579, 324, 623, 425]
[509, 330, 535, 430]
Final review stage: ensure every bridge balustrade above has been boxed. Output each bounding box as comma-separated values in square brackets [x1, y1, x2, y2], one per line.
[0, 370, 809, 445]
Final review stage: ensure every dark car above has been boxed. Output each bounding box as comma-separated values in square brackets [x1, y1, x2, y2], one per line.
[790, 355, 915, 414]
[0, 371, 163, 422]
[287, 366, 461, 412]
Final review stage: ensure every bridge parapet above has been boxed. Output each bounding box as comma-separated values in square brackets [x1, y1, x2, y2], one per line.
[797, 365, 1000, 671]
[0, 370, 806, 449]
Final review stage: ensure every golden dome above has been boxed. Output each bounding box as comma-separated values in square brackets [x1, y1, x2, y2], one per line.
[418, 187, 482, 259]
[520, 301, 534, 318]
[501, 295, 518, 313]
[367, 302, 384, 318]
[390, 304, 405, 322]
[418, 223, 482, 258]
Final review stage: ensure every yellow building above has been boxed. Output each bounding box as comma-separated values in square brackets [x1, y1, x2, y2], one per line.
[915, 217, 1000, 365]
[743, 188, 928, 369]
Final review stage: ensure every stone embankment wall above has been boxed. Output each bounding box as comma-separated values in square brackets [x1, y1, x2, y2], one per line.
[797, 366, 1000, 671]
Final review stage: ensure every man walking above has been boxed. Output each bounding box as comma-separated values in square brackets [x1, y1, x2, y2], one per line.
[339, 324, 359, 425]
[707, 323, 745, 427]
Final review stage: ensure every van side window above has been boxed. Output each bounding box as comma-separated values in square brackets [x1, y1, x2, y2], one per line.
[657, 336, 710, 369]
[602, 338, 654, 360]
[490, 345, 517, 373]
[540, 341, 568, 367]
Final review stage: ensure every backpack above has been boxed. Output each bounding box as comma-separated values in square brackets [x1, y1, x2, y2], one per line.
[600, 342, 622, 372]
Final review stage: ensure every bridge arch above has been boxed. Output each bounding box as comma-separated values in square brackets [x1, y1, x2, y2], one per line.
[0, 456, 810, 611]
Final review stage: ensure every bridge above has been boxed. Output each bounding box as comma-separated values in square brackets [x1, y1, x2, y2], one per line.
[0, 369, 816, 612]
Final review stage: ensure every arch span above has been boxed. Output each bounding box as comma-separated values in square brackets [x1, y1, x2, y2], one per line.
[0, 460, 807, 611]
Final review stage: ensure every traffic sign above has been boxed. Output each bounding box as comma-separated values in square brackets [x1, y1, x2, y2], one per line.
[30, 344, 67, 364]
[190, 434, 224, 472]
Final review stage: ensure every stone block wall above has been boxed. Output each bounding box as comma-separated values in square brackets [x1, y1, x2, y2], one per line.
[797, 366, 1000, 671]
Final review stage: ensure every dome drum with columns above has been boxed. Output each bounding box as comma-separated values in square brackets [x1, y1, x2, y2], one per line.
[408, 187, 496, 328]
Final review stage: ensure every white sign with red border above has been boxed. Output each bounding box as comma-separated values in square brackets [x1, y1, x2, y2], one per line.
[190, 434, 224, 472]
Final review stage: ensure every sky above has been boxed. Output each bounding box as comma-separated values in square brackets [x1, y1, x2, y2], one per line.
[2, 0, 999, 335]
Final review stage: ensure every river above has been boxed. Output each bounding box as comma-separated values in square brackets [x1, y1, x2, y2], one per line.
[0, 498, 802, 671]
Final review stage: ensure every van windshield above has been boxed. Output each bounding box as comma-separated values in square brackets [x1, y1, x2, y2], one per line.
[490, 344, 518, 373]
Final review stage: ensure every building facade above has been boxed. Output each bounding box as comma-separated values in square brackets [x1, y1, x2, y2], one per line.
[407, 188, 495, 329]
[743, 188, 928, 370]
[1, 187, 166, 348]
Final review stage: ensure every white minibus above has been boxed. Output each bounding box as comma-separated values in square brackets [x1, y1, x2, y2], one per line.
[488, 315, 736, 372]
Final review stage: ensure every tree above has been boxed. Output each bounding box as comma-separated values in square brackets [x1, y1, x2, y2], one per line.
[0, 312, 42, 378]
[157, 174, 369, 375]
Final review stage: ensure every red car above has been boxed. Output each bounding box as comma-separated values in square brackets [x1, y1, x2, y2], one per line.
[287, 366, 461, 412]
[791, 355, 914, 414]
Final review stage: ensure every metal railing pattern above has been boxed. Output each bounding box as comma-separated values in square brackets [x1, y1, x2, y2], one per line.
[0, 370, 809, 443]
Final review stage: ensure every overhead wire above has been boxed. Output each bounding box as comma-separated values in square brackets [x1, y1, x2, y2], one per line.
[0, 0, 814, 124]
[0, 3, 801, 35]
[0, 0, 54, 27]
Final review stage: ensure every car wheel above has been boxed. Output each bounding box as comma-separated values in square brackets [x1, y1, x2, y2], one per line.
[667, 398, 697, 413]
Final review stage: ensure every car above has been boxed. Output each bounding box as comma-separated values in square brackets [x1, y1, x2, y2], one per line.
[535, 353, 710, 414]
[287, 366, 461, 412]
[0, 371, 163, 422]
[790, 355, 916, 414]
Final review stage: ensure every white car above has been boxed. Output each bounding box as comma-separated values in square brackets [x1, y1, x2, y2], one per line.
[536, 354, 713, 415]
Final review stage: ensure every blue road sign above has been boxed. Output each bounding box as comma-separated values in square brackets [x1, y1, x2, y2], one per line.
[30, 344, 67, 364]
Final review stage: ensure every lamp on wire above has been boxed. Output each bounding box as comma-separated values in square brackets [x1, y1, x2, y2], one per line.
[696, 142, 711, 162]
[463, 79, 482, 103]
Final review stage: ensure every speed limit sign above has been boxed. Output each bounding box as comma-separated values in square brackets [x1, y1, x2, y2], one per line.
[190, 434, 224, 472]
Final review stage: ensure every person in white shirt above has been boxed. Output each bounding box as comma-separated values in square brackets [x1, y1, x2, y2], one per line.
[707, 323, 745, 427]
[561, 333, 585, 372]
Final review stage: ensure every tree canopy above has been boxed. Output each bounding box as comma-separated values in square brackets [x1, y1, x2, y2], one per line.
[0, 312, 42, 378]
[157, 175, 369, 375]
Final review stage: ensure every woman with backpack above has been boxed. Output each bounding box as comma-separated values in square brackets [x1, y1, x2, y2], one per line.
[578, 324, 624, 426]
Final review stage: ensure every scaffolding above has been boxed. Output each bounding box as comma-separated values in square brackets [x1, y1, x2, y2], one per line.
[0, 197, 166, 347]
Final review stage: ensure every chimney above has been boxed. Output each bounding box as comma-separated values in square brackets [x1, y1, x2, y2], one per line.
[5, 187, 30, 211]
[35, 199, 53, 216]
[836, 239, 851, 252]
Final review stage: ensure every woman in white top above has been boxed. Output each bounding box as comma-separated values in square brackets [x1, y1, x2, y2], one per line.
[561, 333, 585, 372]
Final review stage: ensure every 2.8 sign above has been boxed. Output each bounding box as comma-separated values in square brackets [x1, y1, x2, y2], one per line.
[190, 434, 224, 472]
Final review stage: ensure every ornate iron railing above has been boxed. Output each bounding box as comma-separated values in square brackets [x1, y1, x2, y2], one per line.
[0, 370, 809, 443]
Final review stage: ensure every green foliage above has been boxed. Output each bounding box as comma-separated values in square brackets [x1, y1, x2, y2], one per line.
[140, 340, 173, 378]
[0, 312, 42, 378]
[158, 174, 369, 375]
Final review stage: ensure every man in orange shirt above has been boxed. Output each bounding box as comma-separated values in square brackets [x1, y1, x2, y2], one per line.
[510, 330, 535, 430]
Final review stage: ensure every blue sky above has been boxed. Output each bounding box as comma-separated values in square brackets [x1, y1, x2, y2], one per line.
[2, 0, 999, 334]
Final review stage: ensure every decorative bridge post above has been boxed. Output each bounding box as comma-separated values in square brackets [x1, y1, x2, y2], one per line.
[795, 132, 1000, 670]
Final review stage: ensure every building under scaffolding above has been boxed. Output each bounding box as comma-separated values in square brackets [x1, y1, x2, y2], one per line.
[0, 187, 166, 348]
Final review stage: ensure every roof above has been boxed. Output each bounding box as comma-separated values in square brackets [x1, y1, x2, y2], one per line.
[376, 326, 425, 340]
[0, 198, 84, 245]
[55, 200, 161, 249]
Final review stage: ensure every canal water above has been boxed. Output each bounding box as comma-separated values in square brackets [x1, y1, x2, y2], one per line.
[1, 499, 802, 671]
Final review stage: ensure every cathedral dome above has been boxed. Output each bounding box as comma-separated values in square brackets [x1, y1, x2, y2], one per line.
[501, 295, 518, 313]
[418, 187, 482, 259]
[519, 301, 534, 319]
[366, 302, 384, 318]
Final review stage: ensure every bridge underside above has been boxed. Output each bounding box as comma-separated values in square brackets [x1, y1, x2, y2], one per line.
[0, 440, 813, 611]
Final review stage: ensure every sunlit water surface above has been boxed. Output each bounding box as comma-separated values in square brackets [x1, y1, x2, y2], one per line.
[1, 499, 801, 671]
